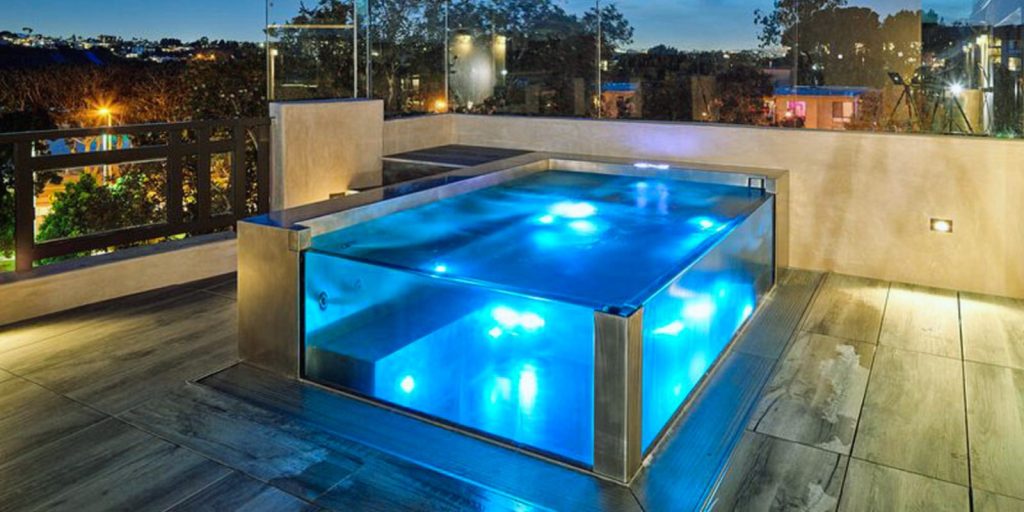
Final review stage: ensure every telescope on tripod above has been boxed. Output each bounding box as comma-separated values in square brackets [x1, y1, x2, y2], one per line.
[887, 71, 974, 135]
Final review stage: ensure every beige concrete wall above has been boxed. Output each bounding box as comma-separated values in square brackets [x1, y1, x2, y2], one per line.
[452, 114, 1024, 299]
[383, 114, 454, 155]
[270, 99, 384, 210]
[0, 238, 236, 326]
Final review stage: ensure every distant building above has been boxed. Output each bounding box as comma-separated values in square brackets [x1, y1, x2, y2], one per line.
[769, 86, 872, 130]
[601, 82, 641, 118]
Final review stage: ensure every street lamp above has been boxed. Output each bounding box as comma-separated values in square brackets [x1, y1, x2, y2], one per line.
[95, 105, 114, 179]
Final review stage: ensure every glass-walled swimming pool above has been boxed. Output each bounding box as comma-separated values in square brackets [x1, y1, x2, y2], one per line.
[303, 169, 774, 468]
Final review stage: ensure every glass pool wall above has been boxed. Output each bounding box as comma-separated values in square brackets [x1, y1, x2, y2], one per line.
[303, 253, 596, 464]
[640, 198, 776, 451]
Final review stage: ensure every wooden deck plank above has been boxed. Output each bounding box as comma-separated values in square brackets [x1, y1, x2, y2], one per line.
[853, 347, 968, 485]
[123, 382, 541, 511]
[182, 273, 238, 300]
[0, 290, 237, 414]
[802, 274, 889, 344]
[709, 431, 847, 511]
[166, 472, 319, 512]
[121, 383, 364, 502]
[203, 279, 238, 300]
[961, 293, 1024, 370]
[316, 454, 545, 512]
[964, 362, 1024, 500]
[838, 459, 969, 512]
[0, 285, 199, 355]
[751, 331, 874, 455]
[879, 284, 961, 359]
[0, 418, 229, 512]
[0, 376, 104, 464]
[202, 365, 641, 512]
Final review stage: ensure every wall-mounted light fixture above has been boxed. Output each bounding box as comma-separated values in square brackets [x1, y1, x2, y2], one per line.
[930, 218, 954, 234]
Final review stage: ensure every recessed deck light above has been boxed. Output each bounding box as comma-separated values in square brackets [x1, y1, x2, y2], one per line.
[930, 218, 953, 233]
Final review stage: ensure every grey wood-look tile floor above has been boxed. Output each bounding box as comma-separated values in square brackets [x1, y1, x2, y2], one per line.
[721, 274, 1024, 512]
[1, 271, 1023, 511]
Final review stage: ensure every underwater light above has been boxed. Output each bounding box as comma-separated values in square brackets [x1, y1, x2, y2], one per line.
[634, 162, 671, 170]
[492, 306, 520, 327]
[538, 214, 556, 224]
[693, 217, 718, 231]
[653, 320, 685, 336]
[518, 365, 538, 412]
[742, 304, 754, 321]
[490, 377, 512, 403]
[433, 264, 448, 273]
[568, 220, 598, 234]
[549, 201, 597, 219]
[491, 306, 546, 331]
[488, 327, 504, 339]
[519, 313, 546, 330]
[683, 300, 715, 321]
[400, 375, 416, 394]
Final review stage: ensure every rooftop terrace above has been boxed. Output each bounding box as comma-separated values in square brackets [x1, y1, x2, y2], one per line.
[2, 269, 1022, 510]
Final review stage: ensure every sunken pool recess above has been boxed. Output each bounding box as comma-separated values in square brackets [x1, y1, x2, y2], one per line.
[238, 155, 778, 483]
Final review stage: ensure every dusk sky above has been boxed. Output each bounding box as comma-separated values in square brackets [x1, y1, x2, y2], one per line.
[5, 0, 975, 50]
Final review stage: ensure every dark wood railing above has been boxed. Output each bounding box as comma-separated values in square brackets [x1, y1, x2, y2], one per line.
[0, 118, 271, 272]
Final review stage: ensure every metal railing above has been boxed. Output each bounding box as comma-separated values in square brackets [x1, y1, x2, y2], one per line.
[0, 118, 271, 272]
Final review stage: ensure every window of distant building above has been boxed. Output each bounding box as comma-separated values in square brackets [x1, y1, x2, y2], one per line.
[787, 101, 807, 119]
[832, 101, 855, 122]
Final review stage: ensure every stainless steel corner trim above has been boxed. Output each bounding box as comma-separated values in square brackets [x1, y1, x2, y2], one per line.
[593, 308, 644, 483]
[238, 220, 307, 377]
[289, 228, 311, 252]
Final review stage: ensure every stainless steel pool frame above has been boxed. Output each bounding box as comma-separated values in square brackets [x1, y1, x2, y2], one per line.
[238, 153, 783, 483]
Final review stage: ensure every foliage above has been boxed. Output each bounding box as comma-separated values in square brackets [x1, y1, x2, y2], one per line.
[754, 0, 848, 49]
[0, 42, 265, 263]
[35, 170, 163, 255]
[0, 110, 63, 258]
[715, 65, 772, 125]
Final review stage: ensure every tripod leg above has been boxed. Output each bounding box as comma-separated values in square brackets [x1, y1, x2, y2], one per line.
[954, 98, 974, 134]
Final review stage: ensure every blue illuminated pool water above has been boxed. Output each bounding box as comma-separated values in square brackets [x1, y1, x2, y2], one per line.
[304, 170, 774, 465]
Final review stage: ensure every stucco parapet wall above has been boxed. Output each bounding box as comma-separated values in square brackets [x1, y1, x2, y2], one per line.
[270, 99, 384, 210]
